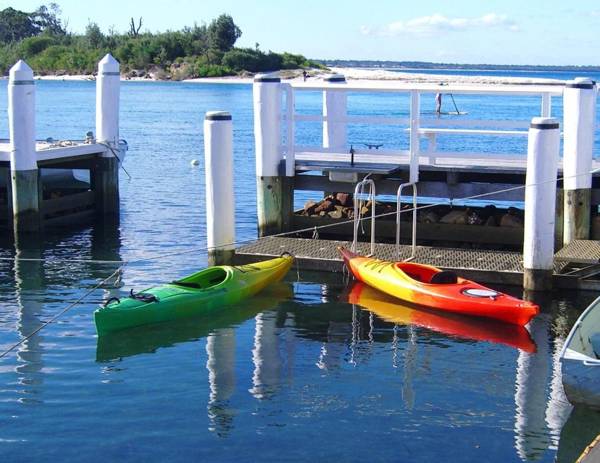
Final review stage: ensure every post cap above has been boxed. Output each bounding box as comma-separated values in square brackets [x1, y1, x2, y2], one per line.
[9, 60, 34, 83]
[254, 73, 280, 83]
[324, 73, 346, 83]
[530, 117, 559, 130]
[98, 53, 120, 74]
[205, 111, 232, 121]
[566, 77, 595, 89]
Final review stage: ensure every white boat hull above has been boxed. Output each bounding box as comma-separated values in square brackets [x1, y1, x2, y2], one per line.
[560, 297, 600, 409]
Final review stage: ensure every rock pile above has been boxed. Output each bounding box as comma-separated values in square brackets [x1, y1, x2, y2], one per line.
[298, 194, 524, 227]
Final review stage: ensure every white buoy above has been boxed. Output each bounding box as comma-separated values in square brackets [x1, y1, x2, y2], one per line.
[523, 117, 560, 291]
[253, 73, 291, 236]
[8, 60, 40, 232]
[204, 111, 235, 265]
[323, 74, 347, 150]
[96, 54, 120, 151]
[562, 77, 597, 244]
[190, 159, 200, 166]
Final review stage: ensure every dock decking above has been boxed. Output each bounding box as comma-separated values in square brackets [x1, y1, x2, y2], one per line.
[234, 237, 600, 290]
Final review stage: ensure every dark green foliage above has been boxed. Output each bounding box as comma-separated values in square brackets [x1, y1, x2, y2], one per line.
[207, 14, 241, 52]
[0, 7, 39, 43]
[31, 3, 65, 36]
[0, 6, 320, 77]
[20, 36, 57, 57]
[222, 48, 282, 72]
[85, 22, 105, 48]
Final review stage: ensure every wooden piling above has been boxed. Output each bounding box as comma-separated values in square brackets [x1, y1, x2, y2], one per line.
[523, 117, 560, 291]
[253, 74, 292, 236]
[563, 78, 596, 244]
[94, 54, 121, 217]
[8, 60, 41, 233]
[204, 111, 235, 265]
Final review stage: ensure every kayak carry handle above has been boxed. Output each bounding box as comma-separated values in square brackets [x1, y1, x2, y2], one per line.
[129, 289, 159, 304]
[103, 296, 121, 307]
[280, 251, 294, 258]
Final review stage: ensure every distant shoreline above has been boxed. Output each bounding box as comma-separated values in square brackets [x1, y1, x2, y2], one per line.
[0, 66, 572, 86]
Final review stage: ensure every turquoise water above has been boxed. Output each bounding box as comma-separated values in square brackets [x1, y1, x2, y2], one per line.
[0, 76, 599, 462]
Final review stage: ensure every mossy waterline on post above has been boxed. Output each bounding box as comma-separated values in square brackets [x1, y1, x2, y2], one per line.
[94, 54, 120, 218]
[8, 60, 40, 233]
[204, 111, 235, 265]
[523, 117, 560, 291]
[562, 78, 597, 244]
[253, 74, 292, 237]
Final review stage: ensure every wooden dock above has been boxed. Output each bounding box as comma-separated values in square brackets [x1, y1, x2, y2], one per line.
[234, 237, 600, 291]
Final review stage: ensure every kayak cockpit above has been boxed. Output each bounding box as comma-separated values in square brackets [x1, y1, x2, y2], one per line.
[396, 262, 458, 284]
[171, 267, 230, 290]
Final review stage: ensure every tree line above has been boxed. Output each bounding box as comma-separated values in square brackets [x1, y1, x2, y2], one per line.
[0, 4, 324, 78]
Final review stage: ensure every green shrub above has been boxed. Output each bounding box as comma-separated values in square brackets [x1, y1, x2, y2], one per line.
[196, 64, 233, 77]
[20, 35, 56, 57]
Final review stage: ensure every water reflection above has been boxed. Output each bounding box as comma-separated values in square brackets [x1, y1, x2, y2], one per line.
[346, 281, 536, 353]
[96, 282, 293, 361]
[206, 328, 235, 437]
[6, 221, 123, 405]
[13, 237, 45, 404]
[555, 406, 600, 463]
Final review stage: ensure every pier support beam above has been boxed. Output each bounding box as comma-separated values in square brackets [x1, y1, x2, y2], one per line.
[204, 111, 235, 265]
[8, 60, 40, 233]
[523, 118, 560, 291]
[94, 54, 120, 217]
[562, 78, 597, 244]
[253, 74, 292, 236]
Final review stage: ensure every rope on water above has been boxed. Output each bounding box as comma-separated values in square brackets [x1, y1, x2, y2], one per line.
[0, 264, 126, 360]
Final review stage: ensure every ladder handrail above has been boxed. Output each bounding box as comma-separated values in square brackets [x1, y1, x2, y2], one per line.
[352, 178, 376, 255]
[396, 182, 417, 261]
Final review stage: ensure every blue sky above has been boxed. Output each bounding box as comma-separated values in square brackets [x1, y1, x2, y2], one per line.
[2, 0, 599, 65]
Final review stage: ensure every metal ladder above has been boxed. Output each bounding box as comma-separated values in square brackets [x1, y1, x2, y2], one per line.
[352, 178, 376, 256]
[396, 182, 417, 261]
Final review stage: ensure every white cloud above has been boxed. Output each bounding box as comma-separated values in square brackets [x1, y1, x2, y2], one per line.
[361, 13, 518, 37]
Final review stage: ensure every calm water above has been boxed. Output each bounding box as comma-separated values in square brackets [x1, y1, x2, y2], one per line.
[0, 73, 599, 462]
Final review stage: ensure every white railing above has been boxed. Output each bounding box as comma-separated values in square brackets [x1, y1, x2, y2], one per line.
[280, 80, 566, 180]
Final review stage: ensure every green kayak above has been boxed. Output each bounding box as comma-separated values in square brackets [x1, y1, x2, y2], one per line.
[94, 254, 293, 335]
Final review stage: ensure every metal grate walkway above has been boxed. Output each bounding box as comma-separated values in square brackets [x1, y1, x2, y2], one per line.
[235, 237, 530, 285]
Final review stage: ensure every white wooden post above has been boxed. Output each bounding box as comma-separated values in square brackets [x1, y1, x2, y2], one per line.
[253, 73, 291, 236]
[409, 91, 420, 184]
[8, 60, 40, 232]
[96, 54, 120, 150]
[541, 93, 551, 117]
[523, 117, 560, 291]
[562, 77, 597, 244]
[323, 74, 347, 150]
[93, 54, 121, 217]
[204, 111, 235, 265]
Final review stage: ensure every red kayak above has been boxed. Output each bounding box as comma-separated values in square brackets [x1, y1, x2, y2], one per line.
[347, 281, 536, 353]
[339, 247, 539, 326]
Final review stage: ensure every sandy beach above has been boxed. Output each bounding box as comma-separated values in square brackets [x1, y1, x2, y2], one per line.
[1, 66, 566, 86]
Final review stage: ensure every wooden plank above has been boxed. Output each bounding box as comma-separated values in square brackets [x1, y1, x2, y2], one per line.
[44, 209, 95, 227]
[294, 175, 526, 201]
[42, 190, 95, 216]
[291, 215, 524, 246]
